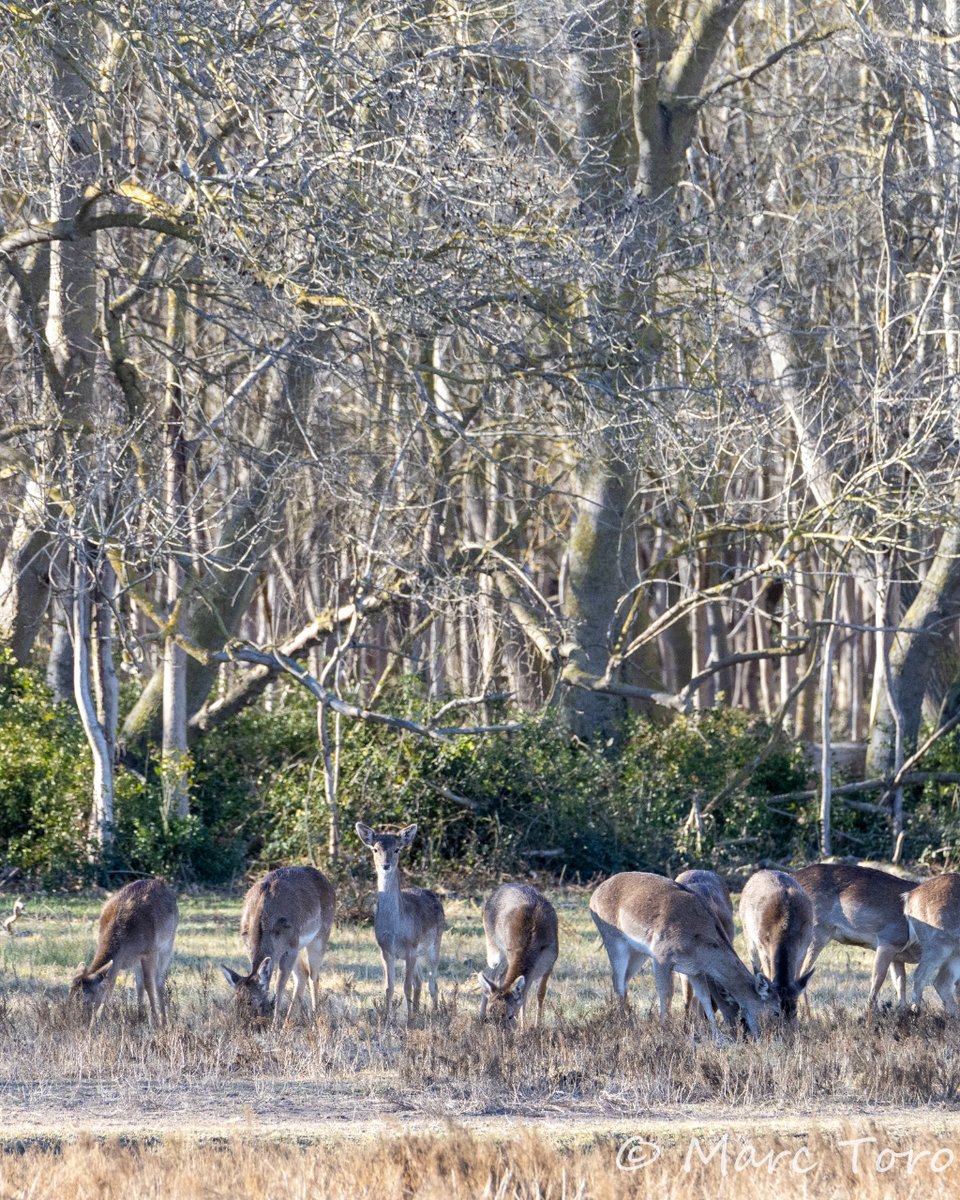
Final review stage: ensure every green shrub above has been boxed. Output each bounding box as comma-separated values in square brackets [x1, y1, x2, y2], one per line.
[0, 664, 821, 885]
[0, 661, 92, 882]
[254, 692, 813, 881]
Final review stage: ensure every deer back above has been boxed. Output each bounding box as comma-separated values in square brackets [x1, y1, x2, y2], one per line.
[483, 882, 559, 987]
[795, 863, 917, 949]
[241, 865, 335, 966]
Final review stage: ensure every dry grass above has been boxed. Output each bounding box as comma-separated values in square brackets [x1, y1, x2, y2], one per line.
[3, 1125, 960, 1199]
[0, 887, 957, 1194]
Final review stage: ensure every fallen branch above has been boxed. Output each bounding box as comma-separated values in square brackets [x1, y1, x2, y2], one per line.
[764, 772, 960, 805]
[203, 643, 517, 744]
[190, 588, 407, 734]
[428, 692, 512, 724]
[423, 781, 481, 811]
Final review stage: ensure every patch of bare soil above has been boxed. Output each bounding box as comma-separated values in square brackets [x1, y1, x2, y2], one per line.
[2, 1080, 960, 1146]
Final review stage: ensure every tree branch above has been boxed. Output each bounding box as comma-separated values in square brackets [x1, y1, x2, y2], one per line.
[699, 25, 845, 104]
[197, 643, 519, 744]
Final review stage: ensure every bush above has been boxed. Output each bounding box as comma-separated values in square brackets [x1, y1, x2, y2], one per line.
[254, 693, 813, 881]
[0, 661, 92, 883]
[0, 666, 817, 885]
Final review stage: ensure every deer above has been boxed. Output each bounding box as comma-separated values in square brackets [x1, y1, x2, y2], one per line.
[221, 865, 336, 1025]
[674, 870, 734, 1018]
[590, 871, 778, 1040]
[2, 897, 25, 936]
[675, 871, 735, 939]
[793, 862, 919, 1008]
[71, 878, 178, 1027]
[355, 822, 445, 1022]
[739, 869, 814, 1021]
[903, 873, 960, 1013]
[477, 882, 559, 1028]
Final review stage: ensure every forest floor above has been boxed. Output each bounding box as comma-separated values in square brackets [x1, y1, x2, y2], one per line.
[0, 887, 957, 1197]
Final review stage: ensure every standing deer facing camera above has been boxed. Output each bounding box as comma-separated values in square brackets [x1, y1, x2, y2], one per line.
[478, 883, 559, 1028]
[71, 878, 179, 1027]
[356, 823, 445, 1022]
[221, 865, 336, 1025]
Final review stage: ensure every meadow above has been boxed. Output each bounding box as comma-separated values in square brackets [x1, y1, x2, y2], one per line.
[0, 885, 958, 1196]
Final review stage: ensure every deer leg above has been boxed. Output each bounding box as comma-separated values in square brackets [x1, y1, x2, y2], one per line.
[134, 962, 146, 1016]
[681, 975, 699, 1021]
[412, 961, 424, 1012]
[272, 957, 296, 1026]
[536, 973, 550, 1027]
[686, 976, 722, 1042]
[154, 954, 171, 1027]
[604, 938, 632, 1009]
[912, 946, 948, 1010]
[287, 957, 309, 1022]
[934, 961, 960, 1015]
[427, 937, 440, 1012]
[157, 943, 174, 1019]
[403, 953, 417, 1022]
[382, 951, 395, 1017]
[140, 958, 161, 1027]
[305, 940, 326, 1013]
[891, 960, 908, 1008]
[868, 944, 899, 1009]
[653, 960, 675, 1023]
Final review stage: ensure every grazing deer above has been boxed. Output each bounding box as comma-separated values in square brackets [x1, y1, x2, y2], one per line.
[739, 869, 814, 1021]
[676, 871, 735, 939]
[794, 863, 919, 1008]
[221, 865, 335, 1025]
[590, 872, 778, 1040]
[674, 870, 735, 1017]
[355, 823, 445, 1021]
[477, 883, 559, 1028]
[904, 873, 960, 1013]
[71, 878, 178, 1027]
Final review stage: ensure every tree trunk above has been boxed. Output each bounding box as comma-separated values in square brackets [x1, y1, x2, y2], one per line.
[74, 550, 115, 856]
[161, 287, 190, 821]
[866, 522, 960, 775]
[557, 0, 747, 739]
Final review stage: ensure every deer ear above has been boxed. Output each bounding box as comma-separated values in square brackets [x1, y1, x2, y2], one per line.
[510, 975, 526, 999]
[754, 971, 771, 998]
[221, 964, 242, 989]
[398, 823, 418, 847]
[477, 971, 494, 995]
[90, 960, 113, 981]
[257, 957, 273, 988]
[797, 969, 815, 992]
[355, 823, 376, 847]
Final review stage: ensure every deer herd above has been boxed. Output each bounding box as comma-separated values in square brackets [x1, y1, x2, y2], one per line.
[65, 823, 960, 1040]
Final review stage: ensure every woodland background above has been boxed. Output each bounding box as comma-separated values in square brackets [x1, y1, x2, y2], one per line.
[2, 0, 960, 884]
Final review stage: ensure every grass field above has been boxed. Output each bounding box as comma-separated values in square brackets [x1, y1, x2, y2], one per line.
[0, 885, 958, 1196]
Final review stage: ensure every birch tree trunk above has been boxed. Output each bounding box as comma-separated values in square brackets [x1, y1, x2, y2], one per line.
[161, 287, 190, 821]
